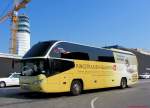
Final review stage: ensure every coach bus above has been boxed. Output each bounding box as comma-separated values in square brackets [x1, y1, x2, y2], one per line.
[20, 40, 138, 95]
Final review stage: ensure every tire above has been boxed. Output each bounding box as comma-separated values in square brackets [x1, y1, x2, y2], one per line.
[0, 82, 6, 88]
[70, 80, 82, 96]
[120, 78, 127, 89]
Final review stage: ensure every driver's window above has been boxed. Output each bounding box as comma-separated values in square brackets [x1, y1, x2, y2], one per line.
[47, 59, 75, 76]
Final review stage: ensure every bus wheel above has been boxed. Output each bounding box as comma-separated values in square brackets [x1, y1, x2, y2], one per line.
[120, 78, 127, 89]
[70, 80, 82, 96]
[0, 81, 6, 88]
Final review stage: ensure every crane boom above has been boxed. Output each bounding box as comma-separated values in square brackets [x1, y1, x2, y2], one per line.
[0, 0, 31, 23]
[0, 12, 12, 23]
[0, 0, 31, 54]
[14, 0, 31, 11]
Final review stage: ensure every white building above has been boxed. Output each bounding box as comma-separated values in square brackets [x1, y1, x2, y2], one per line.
[0, 53, 22, 77]
[16, 14, 30, 56]
[134, 48, 150, 56]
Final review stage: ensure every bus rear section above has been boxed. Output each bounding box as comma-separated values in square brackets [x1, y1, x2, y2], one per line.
[113, 49, 138, 87]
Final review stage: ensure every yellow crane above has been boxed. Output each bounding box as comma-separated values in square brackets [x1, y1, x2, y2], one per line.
[0, 0, 31, 54]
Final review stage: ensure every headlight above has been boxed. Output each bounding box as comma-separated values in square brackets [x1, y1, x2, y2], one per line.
[32, 80, 43, 85]
[33, 65, 38, 72]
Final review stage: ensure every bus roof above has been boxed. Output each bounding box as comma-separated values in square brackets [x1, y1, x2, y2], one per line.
[109, 48, 134, 55]
[51, 40, 133, 53]
[53, 41, 135, 56]
[50, 40, 111, 50]
[23, 40, 135, 59]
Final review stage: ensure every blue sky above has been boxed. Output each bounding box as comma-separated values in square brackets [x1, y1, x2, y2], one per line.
[0, 0, 150, 53]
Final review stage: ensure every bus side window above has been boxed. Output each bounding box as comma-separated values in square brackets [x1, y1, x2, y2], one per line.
[48, 59, 75, 76]
[98, 56, 115, 63]
[61, 52, 89, 60]
[60, 60, 75, 72]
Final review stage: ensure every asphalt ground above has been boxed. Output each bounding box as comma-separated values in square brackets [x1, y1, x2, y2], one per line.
[0, 79, 149, 108]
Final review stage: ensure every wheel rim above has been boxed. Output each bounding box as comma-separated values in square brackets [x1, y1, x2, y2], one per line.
[73, 83, 81, 94]
[121, 79, 127, 88]
[0, 82, 5, 88]
[71, 81, 82, 95]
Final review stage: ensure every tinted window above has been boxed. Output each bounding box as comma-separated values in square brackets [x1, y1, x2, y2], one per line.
[21, 58, 49, 76]
[98, 56, 115, 62]
[17, 30, 30, 33]
[50, 42, 90, 60]
[47, 59, 75, 76]
[24, 41, 56, 58]
[18, 25, 29, 28]
[97, 49, 115, 63]
[19, 19, 29, 23]
[12, 74, 20, 78]
[61, 52, 89, 60]
[50, 42, 114, 62]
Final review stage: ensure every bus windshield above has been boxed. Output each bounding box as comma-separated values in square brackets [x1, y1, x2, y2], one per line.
[21, 59, 49, 76]
[24, 41, 56, 58]
[21, 58, 75, 76]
